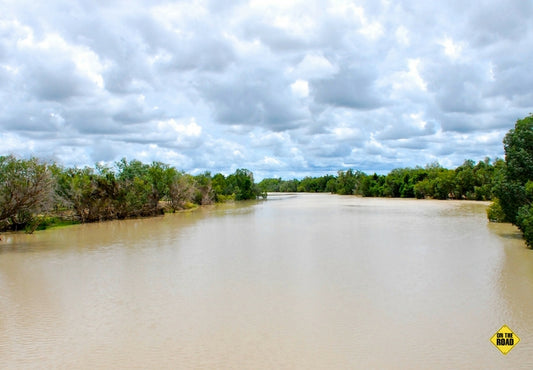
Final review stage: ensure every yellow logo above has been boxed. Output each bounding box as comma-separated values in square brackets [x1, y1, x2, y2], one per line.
[490, 325, 520, 355]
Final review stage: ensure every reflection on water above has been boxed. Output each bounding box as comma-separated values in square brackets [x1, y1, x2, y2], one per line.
[1, 194, 533, 369]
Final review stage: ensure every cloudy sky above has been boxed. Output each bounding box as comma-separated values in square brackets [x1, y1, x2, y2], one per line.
[1, 0, 532, 179]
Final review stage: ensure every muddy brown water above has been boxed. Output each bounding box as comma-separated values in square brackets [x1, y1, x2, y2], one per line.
[1, 193, 532, 368]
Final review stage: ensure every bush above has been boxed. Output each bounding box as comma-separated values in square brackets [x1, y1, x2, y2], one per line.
[0, 156, 54, 231]
[516, 205, 533, 247]
[487, 198, 507, 223]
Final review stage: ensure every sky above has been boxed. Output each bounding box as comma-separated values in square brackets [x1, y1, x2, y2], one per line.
[1, 0, 532, 180]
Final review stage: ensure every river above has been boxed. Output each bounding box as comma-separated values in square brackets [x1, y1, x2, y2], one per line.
[1, 193, 532, 369]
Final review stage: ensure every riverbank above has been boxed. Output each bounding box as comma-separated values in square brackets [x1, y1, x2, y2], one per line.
[0, 198, 241, 238]
[0, 156, 262, 234]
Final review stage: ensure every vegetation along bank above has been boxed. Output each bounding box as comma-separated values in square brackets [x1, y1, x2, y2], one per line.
[0, 159, 263, 233]
[1, 115, 532, 246]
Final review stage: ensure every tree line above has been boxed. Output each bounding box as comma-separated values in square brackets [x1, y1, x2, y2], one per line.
[0, 158, 263, 233]
[258, 158, 502, 200]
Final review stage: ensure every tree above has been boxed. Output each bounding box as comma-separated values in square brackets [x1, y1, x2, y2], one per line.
[226, 169, 260, 200]
[492, 114, 533, 246]
[473, 158, 497, 200]
[279, 179, 299, 192]
[358, 173, 385, 197]
[336, 169, 364, 195]
[503, 115, 533, 184]
[258, 178, 281, 193]
[54, 166, 99, 222]
[168, 172, 195, 211]
[0, 156, 54, 231]
[326, 178, 337, 193]
[212, 173, 233, 201]
[194, 172, 214, 205]
[455, 159, 476, 199]
[147, 161, 174, 209]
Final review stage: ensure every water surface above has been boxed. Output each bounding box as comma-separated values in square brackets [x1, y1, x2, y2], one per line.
[1, 193, 532, 368]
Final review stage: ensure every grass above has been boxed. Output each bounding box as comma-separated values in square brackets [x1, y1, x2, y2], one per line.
[30, 217, 80, 232]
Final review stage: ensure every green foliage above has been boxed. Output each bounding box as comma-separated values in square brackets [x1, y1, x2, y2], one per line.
[0, 155, 267, 233]
[258, 159, 499, 201]
[325, 178, 337, 193]
[297, 175, 335, 192]
[147, 161, 175, 204]
[359, 173, 385, 197]
[503, 115, 533, 184]
[32, 216, 80, 231]
[379, 167, 427, 198]
[454, 159, 475, 199]
[516, 205, 533, 247]
[0, 156, 54, 231]
[258, 169, 365, 195]
[494, 179, 527, 223]
[433, 169, 456, 200]
[491, 114, 533, 246]
[212, 173, 229, 201]
[494, 115, 533, 219]
[279, 179, 299, 192]
[194, 172, 215, 205]
[226, 169, 261, 200]
[336, 169, 364, 195]
[55, 166, 101, 222]
[258, 178, 282, 193]
[167, 172, 195, 211]
[487, 198, 507, 223]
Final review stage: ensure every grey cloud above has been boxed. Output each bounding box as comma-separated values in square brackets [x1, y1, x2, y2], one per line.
[438, 84, 484, 114]
[422, 62, 487, 114]
[376, 120, 438, 140]
[131, 15, 236, 74]
[166, 37, 235, 72]
[312, 66, 383, 110]
[307, 142, 353, 158]
[111, 97, 161, 125]
[436, 111, 522, 134]
[468, 0, 533, 46]
[200, 67, 308, 130]
[1, 101, 66, 132]
[103, 65, 153, 95]
[26, 60, 89, 101]
[0, 70, 8, 86]
[387, 139, 429, 150]
[241, 22, 311, 52]
[90, 139, 118, 162]
[112, 110, 152, 125]
[63, 107, 121, 135]
[205, 0, 248, 13]
[490, 57, 533, 99]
